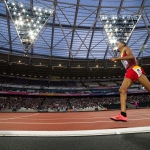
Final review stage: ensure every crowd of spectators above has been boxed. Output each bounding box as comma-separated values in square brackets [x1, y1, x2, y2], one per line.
[69, 97, 113, 109]
[0, 97, 43, 110]
[126, 95, 150, 103]
[41, 98, 70, 111]
[0, 95, 150, 111]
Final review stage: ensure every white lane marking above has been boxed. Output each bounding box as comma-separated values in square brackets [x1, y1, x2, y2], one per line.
[0, 117, 150, 125]
[0, 113, 39, 121]
[1, 114, 150, 121]
[0, 126, 150, 136]
[0, 113, 150, 121]
[0, 121, 117, 124]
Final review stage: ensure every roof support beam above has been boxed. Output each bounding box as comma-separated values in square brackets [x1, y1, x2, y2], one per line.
[50, 0, 57, 56]
[126, 1, 146, 46]
[56, 2, 97, 58]
[141, 16, 150, 36]
[57, 4, 97, 53]
[69, 0, 80, 58]
[6, 8, 12, 53]
[144, 10, 150, 24]
[103, 45, 109, 59]
[138, 0, 146, 14]
[55, 12, 72, 56]
[30, 0, 33, 55]
[137, 34, 149, 58]
[129, 33, 148, 47]
[86, 0, 102, 59]
[117, 0, 124, 15]
[74, 10, 98, 57]
[35, 1, 150, 9]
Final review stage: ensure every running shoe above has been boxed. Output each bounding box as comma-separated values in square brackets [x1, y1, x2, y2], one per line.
[110, 113, 128, 122]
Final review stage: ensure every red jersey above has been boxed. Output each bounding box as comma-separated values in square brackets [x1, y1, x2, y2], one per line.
[121, 52, 137, 70]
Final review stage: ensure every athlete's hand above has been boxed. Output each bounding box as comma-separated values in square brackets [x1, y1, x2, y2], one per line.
[110, 58, 117, 62]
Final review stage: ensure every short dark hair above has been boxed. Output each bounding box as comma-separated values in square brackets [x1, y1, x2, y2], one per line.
[118, 40, 127, 46]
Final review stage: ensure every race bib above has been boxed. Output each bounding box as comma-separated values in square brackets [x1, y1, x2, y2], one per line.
[133, 66, 142, 77]
[121, 60, 128, 69]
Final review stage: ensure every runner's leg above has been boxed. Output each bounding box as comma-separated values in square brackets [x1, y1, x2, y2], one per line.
[137, 74, 150, 92]
[119, 78, 133, 113]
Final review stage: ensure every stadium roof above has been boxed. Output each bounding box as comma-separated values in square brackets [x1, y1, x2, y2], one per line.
[0, 0, 150, 79]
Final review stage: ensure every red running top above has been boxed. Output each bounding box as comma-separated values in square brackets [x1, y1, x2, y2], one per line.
[121, 52, 137, 70]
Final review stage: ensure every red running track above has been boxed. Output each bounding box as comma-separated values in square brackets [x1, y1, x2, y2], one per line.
[0, 109, 150, 131]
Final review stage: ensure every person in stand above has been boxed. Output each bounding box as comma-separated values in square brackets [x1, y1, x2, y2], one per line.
[110, 40, 150, 122]
[134, 100, 139, 109]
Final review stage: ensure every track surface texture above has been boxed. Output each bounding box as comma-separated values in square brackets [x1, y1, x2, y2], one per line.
[0, 109, 150, 131]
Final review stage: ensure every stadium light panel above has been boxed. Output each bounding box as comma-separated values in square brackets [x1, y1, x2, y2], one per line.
[100, 14, 141, 55]
[4, 0, 54, 54]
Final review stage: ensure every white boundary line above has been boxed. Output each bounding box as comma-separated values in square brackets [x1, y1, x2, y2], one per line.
[0, 126, 150, 137]
[0, 113, 150, 121]
[0, 113, 39, 121]
[0, 117, 150, 124]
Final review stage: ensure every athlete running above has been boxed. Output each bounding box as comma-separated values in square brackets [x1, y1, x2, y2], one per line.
[110, 40, 150, 122]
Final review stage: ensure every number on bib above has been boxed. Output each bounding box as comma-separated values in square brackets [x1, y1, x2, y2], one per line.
[133, 66, 142, 77]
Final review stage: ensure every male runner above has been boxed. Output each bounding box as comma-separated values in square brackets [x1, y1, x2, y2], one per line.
[110, 41, 150, 122]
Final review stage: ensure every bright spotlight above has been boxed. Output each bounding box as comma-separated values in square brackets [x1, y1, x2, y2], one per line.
[19, 21, 24, 26]
[15, 20, 19, 25]
[110, 39, 117, 44]
[20, 4, 23, 8]
[29, 30, 33, 35]
[30, 35, 35, 39]
[34, 33, 37, 36]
